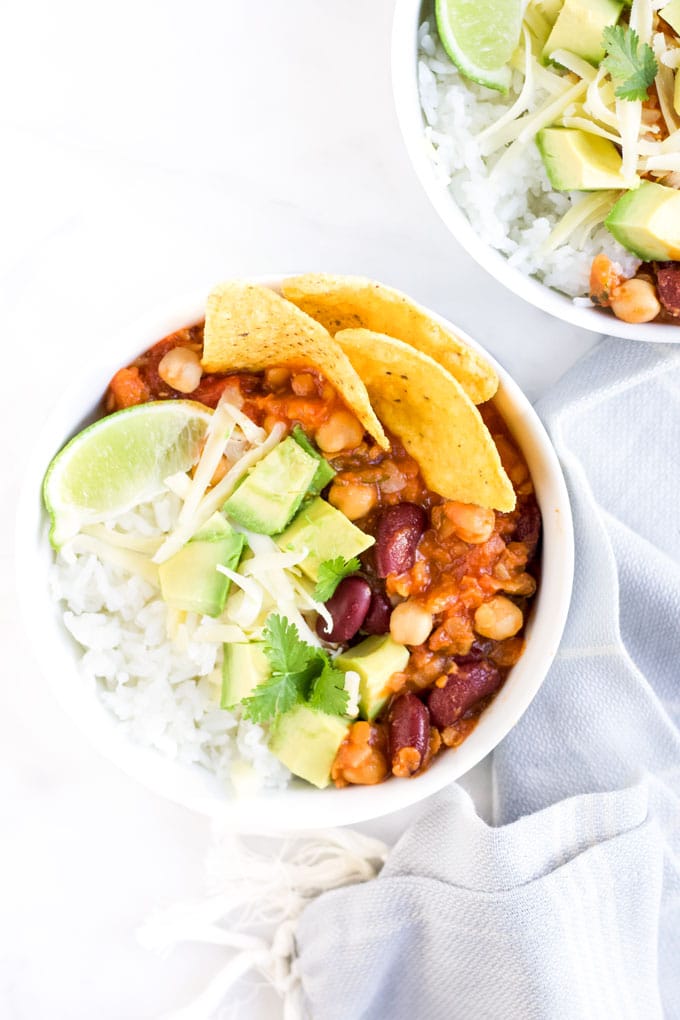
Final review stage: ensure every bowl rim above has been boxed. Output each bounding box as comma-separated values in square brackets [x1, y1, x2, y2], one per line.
[15, 275, 574, 832]
[390, 0, 680, 344]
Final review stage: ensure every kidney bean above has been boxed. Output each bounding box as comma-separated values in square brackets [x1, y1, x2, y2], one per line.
[316, 576, 371, 643]
[375, 503, 427, 578]
[427, 661, 502, 729]
[361, 588, 393, 635]
[656, 262, 680, 317]
[453, 639, 494, 666]
[387, 693, 430, 777]
[513, 495, 541, 560]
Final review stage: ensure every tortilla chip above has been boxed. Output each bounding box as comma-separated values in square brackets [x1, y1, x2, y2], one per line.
[201, 282, 388, 450]
[335, 329, 515, 512]
[281, 274, 498, 405]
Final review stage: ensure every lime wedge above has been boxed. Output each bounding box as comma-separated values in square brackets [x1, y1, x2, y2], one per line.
[43, 400, 213, 548]
[435, 0, 522, 92]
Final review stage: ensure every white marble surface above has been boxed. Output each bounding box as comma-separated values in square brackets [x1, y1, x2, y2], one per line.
[0, 2, 598, 1017]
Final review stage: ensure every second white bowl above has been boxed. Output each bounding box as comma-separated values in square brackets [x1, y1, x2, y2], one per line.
[391, 0, 680, 343]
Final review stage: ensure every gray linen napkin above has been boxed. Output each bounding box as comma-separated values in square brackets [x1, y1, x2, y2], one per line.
[296, 340, 680, 1020]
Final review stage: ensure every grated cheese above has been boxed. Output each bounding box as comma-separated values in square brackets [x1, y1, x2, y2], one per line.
[69, 534, 159, 586]
[153, 422, 286, 564]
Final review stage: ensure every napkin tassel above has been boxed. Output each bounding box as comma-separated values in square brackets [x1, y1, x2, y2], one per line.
[137, 826, 388, 1020]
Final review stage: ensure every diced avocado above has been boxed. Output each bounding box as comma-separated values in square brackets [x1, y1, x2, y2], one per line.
[543, 0, 623, 66]
[158, 515, 245, 617]
[291, 426, 336, 495]
[223, 436, 319, 535]
[336, 634, 409, 721]
[221, 641, 269, 709]
[605, 182, 680, 260]
[535, 0, 564, 22]
[268, 704, 350, 788]
[660, 0, 680, 34]
[536, 128, 637, 191]
[274, 497, 374, 582]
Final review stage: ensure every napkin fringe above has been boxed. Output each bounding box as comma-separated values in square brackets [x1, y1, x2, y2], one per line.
[137, 826, 388, 1020]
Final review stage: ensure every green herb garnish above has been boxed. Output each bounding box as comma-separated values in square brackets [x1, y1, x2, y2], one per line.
[308, 659, 350, 716]
[602, 25, 658, 102]
[243, 614, 349, 722]
[313, 556, 361, 602]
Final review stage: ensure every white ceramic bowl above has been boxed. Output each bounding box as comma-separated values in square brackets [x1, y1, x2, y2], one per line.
[16, 276, 574, 831]
[392, 0, 680, 343]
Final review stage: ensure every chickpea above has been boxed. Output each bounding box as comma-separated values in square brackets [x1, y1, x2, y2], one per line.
[390, 600, 433, 646]
[264, 366, 290, 390]
[328, 480, 377, 520]
[158, 347, 203, 393]
[263, 414, 285, 434]
[291, 372, 317, 397]
[442, 501, 495, 544]
[315, 410, 364, 453]
[474, 596, 523, 641]
[610, 278, 661, 324]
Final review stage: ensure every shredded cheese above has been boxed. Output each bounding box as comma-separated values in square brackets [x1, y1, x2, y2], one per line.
[69, 534, 159, 586]
[542, 191, 620, 252]
[476, 29, 536, 145]
[153, 422, 286, 564]
[177, 395, 235, 530]
[81, 524, 162, 555]
[488, 77, 589, 173]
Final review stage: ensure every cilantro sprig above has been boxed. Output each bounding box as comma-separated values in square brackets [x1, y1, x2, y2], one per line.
[308, 659, 350, 716]
[602, 25, 658, 103]
[242, 614, 349, 723]
[313, 556, 361, 602]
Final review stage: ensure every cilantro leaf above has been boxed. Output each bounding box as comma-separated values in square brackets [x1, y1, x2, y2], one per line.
[602, 25, 658, 102]
[242, 615, 317, 723]
[308, 659, 350, 716]
[242, 670, 306, 723]
[313, 556, 361, 602]
[242, 613, 352, 723]
[262, 614, 317, 675]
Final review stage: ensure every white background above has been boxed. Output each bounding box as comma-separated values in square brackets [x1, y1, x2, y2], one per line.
[0, 2, 598, 1017]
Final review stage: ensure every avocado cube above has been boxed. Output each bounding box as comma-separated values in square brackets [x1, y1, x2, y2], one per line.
[336, 634, 409, 721]
[224, 437, 319, 536]
[291, 426, 336, 495]
[268, 705, 350, 788]
[158, 515, 245, 617]
[543, 0, 623, 66]
[605, 181, 680, 261]
[274, 497, 375, 582]
[534, 0, 563, 24]
[221, 642, 270, 709]
[536, 128, 637, 191]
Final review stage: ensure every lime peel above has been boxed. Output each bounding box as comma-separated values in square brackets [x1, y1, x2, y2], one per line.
[43, 401, 213, 549]
[435, 0, 523, 93]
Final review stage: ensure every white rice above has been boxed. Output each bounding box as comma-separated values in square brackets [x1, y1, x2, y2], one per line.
[417, 17, 641, 298]
[50, 491, 291, 794]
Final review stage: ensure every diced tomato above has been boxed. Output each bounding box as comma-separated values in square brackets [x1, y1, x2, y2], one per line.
[107, 367, 150, 410]
[590, 253, 622, 308]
